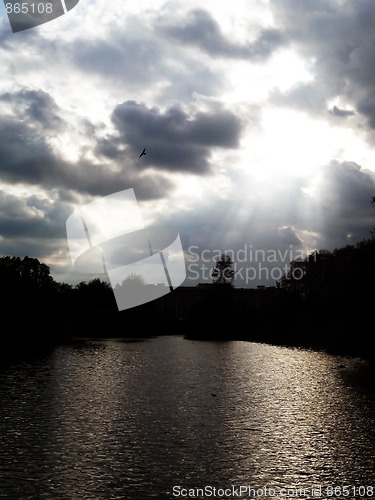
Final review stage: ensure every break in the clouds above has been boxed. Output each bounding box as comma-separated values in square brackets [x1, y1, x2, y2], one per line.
[1, 0, 375, 285]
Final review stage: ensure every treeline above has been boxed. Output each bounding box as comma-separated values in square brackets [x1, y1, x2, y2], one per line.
[261, 237, 375, 356]
[184, 238, 375, 357]
[1, 236, 375, 357]
[0, 255, 172, 350]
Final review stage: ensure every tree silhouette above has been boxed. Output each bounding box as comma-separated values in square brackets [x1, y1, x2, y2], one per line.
[211, 253, 235, 285]
[0, 255, 55, 291]
[117, 273, 146, 289]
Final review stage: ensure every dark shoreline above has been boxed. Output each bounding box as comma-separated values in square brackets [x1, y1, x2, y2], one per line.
[3, 327, 371, 364]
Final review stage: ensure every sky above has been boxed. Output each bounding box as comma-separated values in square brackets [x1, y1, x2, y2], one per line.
[1, 0, 375, 288]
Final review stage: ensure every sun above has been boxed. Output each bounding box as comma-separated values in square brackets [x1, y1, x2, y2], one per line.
[238, 106, 375, 183]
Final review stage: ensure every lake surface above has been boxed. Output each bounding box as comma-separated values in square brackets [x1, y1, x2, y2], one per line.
[0, 336, 374, 499]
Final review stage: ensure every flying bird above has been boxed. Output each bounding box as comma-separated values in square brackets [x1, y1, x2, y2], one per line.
[139, 148, 146, 158]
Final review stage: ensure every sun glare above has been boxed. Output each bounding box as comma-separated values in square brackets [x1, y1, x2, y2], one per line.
[239, 107, 374, 181]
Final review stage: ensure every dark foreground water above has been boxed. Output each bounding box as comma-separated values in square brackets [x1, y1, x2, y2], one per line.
[0, 336, 374, 500]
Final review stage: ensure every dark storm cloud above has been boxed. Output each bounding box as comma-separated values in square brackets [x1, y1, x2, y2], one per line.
[158, 9, 287, 60]
[300, 160, 375, 248]
[269, 0, 375, 135]
[0, 234, 65, 267]
[0, 190, 69, 276]
[108, 100, 242, 173]
[0, 106, 173, 201]
[316, 160, 375, 217]
[0, 189, 70, 239]
[0, 89, 65, 131]
[0, 118, 61, 185]
[356, 95, 375, 129]
[95, 137, 121, 160]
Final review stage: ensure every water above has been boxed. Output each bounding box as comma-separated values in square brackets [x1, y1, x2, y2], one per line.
[0, 336, 374, 499]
